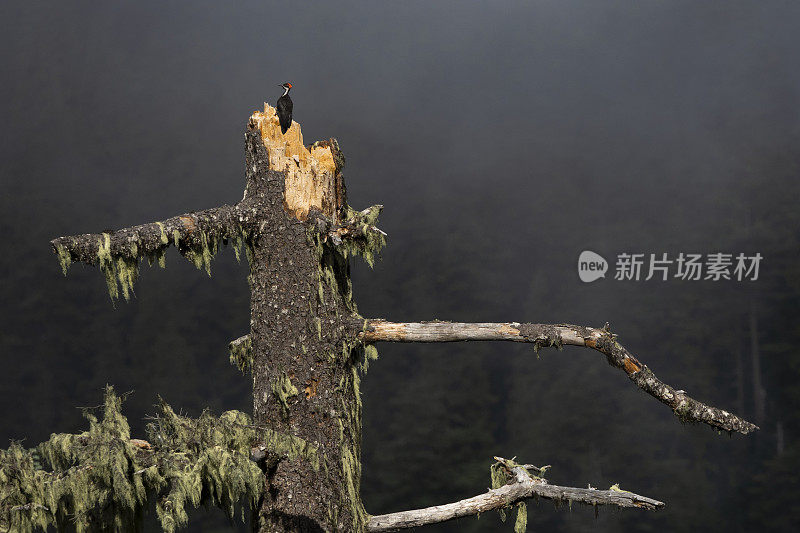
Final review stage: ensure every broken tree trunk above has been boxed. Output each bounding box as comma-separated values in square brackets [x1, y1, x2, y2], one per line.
[43, 105, 757, 533]
[50, 105, 384, 532]
[243, 108, 368, 531]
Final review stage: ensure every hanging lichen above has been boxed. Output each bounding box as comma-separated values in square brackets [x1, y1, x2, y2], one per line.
[490, 461, 511, 522]
[228, 336, 253, 373]
[271, 371, 299, 418]
[53, 243, 72, 276]
[56, 221, 256, 302]
[334, 358, 369, 530]
[181, 230, 219, 276]
[0, 387, 320, 533]
[362, 343, 379, 373]
[338, 205, 386, 268]
[514, 502, 527, 533]
[489, 458, 549, 532]
[307, 204, 386, 278]
[96, 233, 139, 301]
[1, 387, 147, 532]
[156, 222, 169, 245]
[228, 228, 250, 264]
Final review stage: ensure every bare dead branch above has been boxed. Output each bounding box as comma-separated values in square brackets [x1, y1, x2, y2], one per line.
[360, 320, 758, 435]
[366, 456, 663, 532]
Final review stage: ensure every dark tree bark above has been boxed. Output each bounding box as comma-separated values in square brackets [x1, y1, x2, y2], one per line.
[241, 116, 365, 532]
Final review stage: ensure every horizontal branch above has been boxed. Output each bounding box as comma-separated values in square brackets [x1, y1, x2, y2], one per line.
[366, 456, 663, 532]
[51, 202, 252, 268]
[130, 438, 285, 465]
[361, 320, 758, 435]
[51, 200, 385, 301]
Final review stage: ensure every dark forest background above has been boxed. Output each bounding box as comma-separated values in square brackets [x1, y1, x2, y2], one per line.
[2, 1, 799, 531]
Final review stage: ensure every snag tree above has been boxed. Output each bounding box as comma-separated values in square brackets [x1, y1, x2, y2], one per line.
[1, 107, 757, 532]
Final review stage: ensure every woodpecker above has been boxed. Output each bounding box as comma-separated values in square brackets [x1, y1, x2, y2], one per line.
[276, 82, 293, 134]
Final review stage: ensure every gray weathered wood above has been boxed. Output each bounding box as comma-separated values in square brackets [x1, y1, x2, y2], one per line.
[366, 457, 663, 532]
[361, 320, 758, 435]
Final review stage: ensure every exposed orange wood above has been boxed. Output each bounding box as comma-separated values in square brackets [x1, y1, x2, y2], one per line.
[249, 104, 339, 221]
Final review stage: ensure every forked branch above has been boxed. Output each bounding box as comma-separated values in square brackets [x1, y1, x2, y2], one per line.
[366, 456, 663, 532]
[360, 320, 758, 435]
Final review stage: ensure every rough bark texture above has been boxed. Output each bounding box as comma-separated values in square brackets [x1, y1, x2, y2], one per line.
[242, 114, 366, 532]
[50, 204, 244, 264]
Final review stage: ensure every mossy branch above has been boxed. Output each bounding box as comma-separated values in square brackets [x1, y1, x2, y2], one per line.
[360, 320, 758, 435]
[366, 456, 662, 532]
[51, 200, 385, 301]
[0, 387, 317, 533]
[308, 204, 387, 267]
[50, 202, 255, 300]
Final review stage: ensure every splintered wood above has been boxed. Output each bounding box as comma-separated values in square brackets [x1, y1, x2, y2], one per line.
[249, 104, 339, 222]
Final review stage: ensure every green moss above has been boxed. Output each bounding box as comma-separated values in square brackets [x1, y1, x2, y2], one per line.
[231, 232, 246, 263]
[490, 461, 508, 490]
[333, 364, 368, 531]
[609, 483, 631, 494]
[53, 244, 71, 276]
[156, 222, 169, 245]
[299, 205, 387, 531]
[489, 458, 547, 530]
[178, 226, 254, 276]
[339, 443, 366, 529]
[362, 344, 379, 373]
[0, 387, 145, 532]
[256, 428, 319, 471]
[155, 248, 166, 268]
[307, 205, 386, 276]
[338, 205, 386, 269]
[490, 461, 510, 522]
[229, 336, 253, 373]
[74, 223, 255, 302]
[514, 502, 527, 533]
[181, 231, 219, 276]
[271, 372, 299, 418]
[1, 387, 319, 533]
[96, 233, 139, 301]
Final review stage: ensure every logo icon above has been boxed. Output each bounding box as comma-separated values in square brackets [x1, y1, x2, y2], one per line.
[578, 251, 608, 283]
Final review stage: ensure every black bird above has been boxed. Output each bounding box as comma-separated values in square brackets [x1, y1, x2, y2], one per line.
[277, 82, 293, 134]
